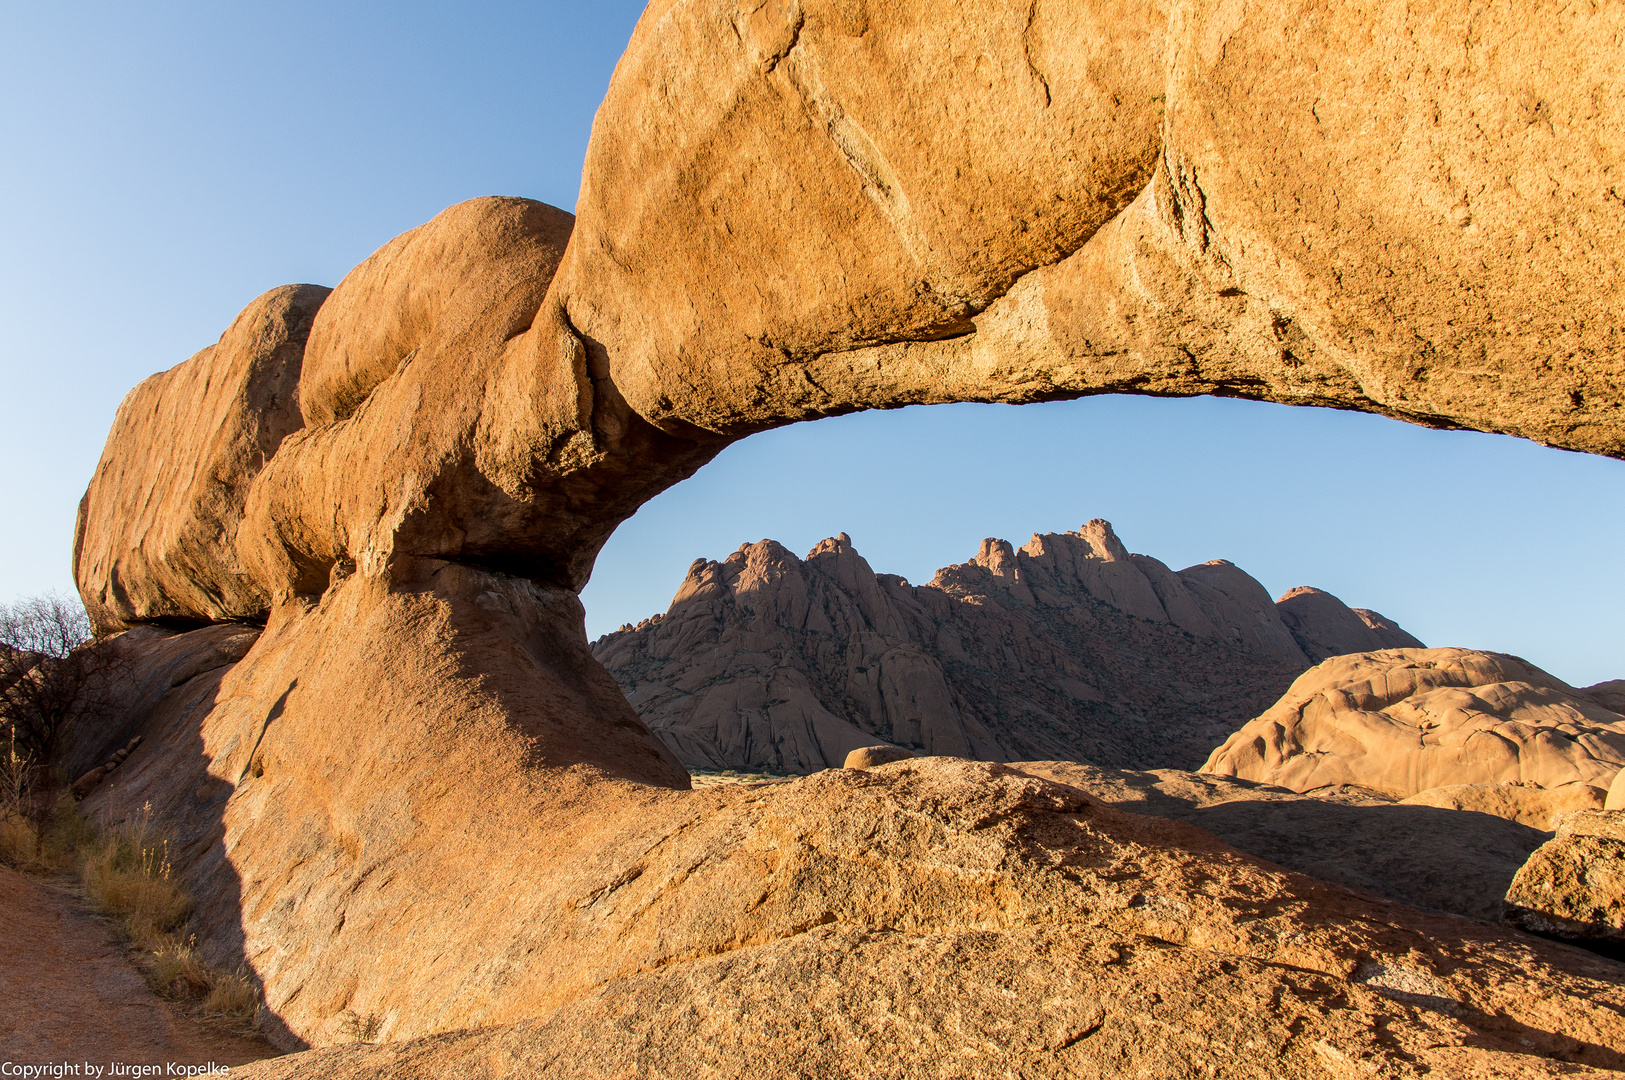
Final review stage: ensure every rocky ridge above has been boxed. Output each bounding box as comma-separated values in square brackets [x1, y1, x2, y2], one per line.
[592, 520, 1421, 773]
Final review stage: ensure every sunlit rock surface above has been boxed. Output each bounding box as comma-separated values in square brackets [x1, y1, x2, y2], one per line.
[68, 0, 1625, 1073]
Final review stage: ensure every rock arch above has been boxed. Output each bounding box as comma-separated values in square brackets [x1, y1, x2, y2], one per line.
[70, 0, 1625, 1070]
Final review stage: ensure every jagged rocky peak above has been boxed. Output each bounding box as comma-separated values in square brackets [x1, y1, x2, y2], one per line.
[592, 519, 1423, 775]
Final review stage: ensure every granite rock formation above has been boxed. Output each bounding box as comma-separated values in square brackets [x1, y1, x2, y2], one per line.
[1589, 680, 1625, 716]
[592, 521, 1420, 772]
[562, 0, 1625, 457]
[1403, 781, 1607, 832]
[1204, 649, 1625, 797]
[1504, 810, 1625, 957]
[70, 622, 1625, 1075]
[65, 0, 1625, 1073]
[74, 285, 328, 634]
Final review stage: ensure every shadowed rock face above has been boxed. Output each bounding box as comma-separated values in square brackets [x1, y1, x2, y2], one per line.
[68, 0, 1625, 1073]
[1277, 586, 1424, 661]
[592, 522, 1419, 773]
[1012, 761, 1553, 925]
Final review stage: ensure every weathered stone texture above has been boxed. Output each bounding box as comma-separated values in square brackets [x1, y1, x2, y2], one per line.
[74, 284, 328, 632]
[1505, 810, 1625, 955]
[66, 0, 1625, 1074]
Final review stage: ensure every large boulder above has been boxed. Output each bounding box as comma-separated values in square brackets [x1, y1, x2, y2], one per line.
[1403, 781, 1607, 832]
[558, 0, 1170, 434]
[74, 284, 328, 632]
[235, 196, 725, 602]
[547, 0, 1625, 457]
[1203, 649, 1625, 797]
[1505, 810, 1625, 957]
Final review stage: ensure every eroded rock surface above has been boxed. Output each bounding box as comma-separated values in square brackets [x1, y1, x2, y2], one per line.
[557, 0, 1625, 459]
[232, 196, 721, 600]
[58, 623, 261, 783]
[1505, 810, 1625, 957]
[88, 631, 1625, 1075]
[593, 521, 1417, 772]
[1403, 781, 1607, 832]
[1204, 649, 1625, 797]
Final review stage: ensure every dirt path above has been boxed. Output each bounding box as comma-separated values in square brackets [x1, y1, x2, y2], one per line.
[0, 864, 276, 1071]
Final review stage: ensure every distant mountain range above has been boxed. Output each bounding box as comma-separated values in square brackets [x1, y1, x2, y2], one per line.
[592, 519, 1422, 773]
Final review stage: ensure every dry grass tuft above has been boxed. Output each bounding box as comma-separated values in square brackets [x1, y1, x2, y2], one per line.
[0, 812, 35, 868]
[43, 801, 96, 862]
[150, 937, 215, 997]
[80, 808, 191, 945]
[75, 804, 260, 1025]
[4, 793, 262, 1028]
[202, 968, 260, 1019]
[1, 793, 96, 871]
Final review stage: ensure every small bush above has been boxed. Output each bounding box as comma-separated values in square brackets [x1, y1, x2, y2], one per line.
[340, 1010, 384, 1043]
[42, 798, 96, 862]
[1, 739, 40, 867]
[1, 792, 94, 871]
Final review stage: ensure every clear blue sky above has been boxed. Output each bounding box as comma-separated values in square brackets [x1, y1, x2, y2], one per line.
[4, 3, 1622, 687]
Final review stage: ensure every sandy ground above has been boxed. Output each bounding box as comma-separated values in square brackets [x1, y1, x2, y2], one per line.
[0, 864, 277, 1071]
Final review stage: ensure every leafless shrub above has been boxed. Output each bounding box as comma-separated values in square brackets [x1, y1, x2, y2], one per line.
[340, 1009, 384, 1043]
[1, 592, 95, 765]
[1, 593, 128, 835]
